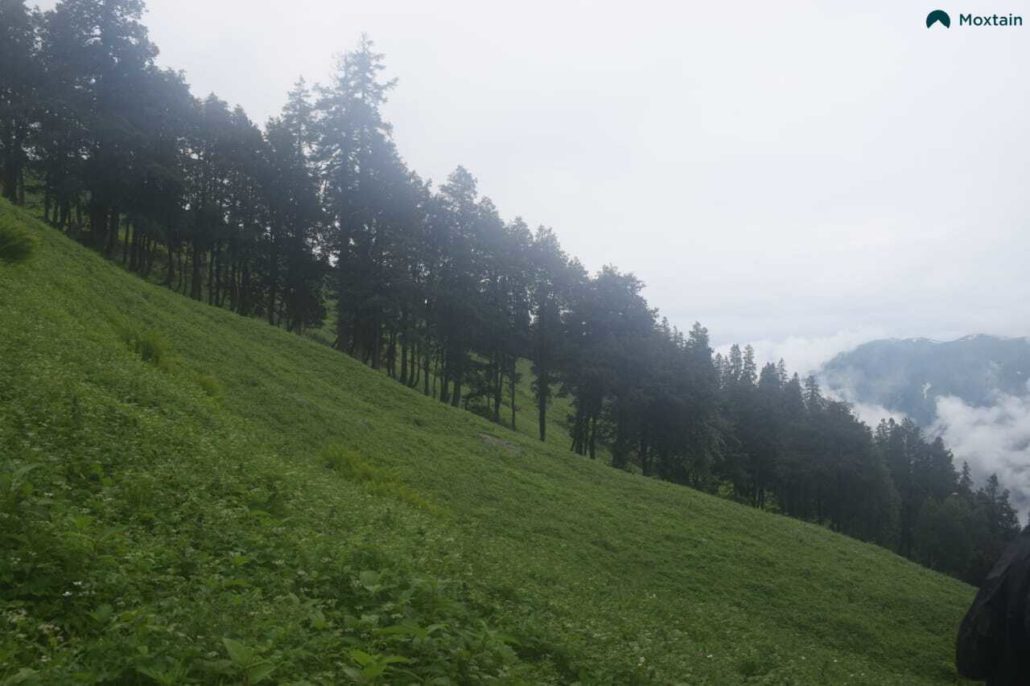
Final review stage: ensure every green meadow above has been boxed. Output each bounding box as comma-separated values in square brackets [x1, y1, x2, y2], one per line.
[0, 199, 973, 683]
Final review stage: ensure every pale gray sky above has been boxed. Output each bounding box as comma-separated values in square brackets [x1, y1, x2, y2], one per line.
[60, 0, 1030, 368]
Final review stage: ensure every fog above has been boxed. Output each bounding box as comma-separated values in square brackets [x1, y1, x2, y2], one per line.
[47, 0, 1029, 356]
[932, 389, 1030, 514]
[33, 0, 1029, 504]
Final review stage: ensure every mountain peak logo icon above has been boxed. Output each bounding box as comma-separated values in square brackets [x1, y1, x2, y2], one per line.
[927, 10, 951, 28]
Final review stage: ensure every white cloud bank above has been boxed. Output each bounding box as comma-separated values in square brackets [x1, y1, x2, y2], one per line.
[931, 388, 1030, 517]
[718, 328, 887, 378]
[845, 402, 906, 431]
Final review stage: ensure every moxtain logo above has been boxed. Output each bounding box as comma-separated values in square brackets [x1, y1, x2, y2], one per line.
[926, 9, 951, 27]
[926, 9, 1024, 28]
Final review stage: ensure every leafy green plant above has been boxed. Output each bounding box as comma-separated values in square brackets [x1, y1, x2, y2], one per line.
[193, 372, 223, 398]
[342, 649, 409, 684]
[0, 216, 34, 263]
[322, 445, 437, 512]
[220, 638, 276, 685]
[322, 445, 380, 481]
[120, 328, 170, 366]
[136, 658, 190, 686]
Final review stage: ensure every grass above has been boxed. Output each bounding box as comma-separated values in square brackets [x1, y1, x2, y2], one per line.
[0, 211, 36, 263]
[0, 198, 974, 684]
[303, 315, 579, 456]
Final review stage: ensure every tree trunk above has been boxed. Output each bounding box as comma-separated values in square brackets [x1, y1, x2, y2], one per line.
[89, 203, 108, 250]
[267, 241, 278, 325]
[1, 121, 20, 203]
[451, 375, 462, 407]
[588, 414, 597, 460]
[207, 244, 216, 305]
[122, 220, 132, 265]
[510, 357, 517, 430]
[104, 209, 119, 257]
[492, 354, 503, 423]
[190, 243, 203, 300]
[423, 347, 431, 396]
[537, 370, 549, 442]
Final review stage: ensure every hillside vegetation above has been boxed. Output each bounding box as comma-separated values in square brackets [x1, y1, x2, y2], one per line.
[0, 200, 975, 683]
[4, 0, 1015, 594]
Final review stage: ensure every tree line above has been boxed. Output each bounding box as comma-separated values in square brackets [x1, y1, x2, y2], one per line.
[0, 0, 1019, 584]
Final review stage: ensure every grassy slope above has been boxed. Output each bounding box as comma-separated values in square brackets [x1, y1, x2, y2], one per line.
[306, 313, 579, 455]
[0, 200, 973, 684]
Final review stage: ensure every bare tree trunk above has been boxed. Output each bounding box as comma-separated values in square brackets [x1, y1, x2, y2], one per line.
[588, 414, 598, 459]
[190, 244, 203, 300]
[510, 357, 517, 430]
[104, 209, 119, 257]
[122, 220, 132, 264]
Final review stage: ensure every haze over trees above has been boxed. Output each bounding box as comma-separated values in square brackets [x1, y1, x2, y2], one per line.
[0, 0, 1018, 584]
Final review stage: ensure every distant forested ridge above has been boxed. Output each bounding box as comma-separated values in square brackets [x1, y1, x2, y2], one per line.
[822, 335, 1030, 425]
[0, 0, 1018, 584]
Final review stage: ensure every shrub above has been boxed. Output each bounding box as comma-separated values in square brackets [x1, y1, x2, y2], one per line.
[366, 479, 436, 512]
[322, 445, 380, 481]
[0, 216, 35, 263]
[321, 445, 437, 512]
[193, 372, 223, 398]
[122, 328, 170, 366]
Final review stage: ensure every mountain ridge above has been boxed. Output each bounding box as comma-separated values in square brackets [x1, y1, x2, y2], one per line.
[821, 334, 1030, 426]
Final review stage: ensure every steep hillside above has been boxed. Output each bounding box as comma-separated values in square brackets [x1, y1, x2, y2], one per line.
[1, 200, 974, 684]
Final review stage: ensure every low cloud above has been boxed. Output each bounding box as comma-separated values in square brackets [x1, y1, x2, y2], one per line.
[845, 401, 906, 430]
[820, 376, 908, 429]
[722, 328, 886, 377]
[931, 389, 1030, 517]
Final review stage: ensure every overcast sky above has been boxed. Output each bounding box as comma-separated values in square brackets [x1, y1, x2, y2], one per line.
[57, 0, 1030, 371]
